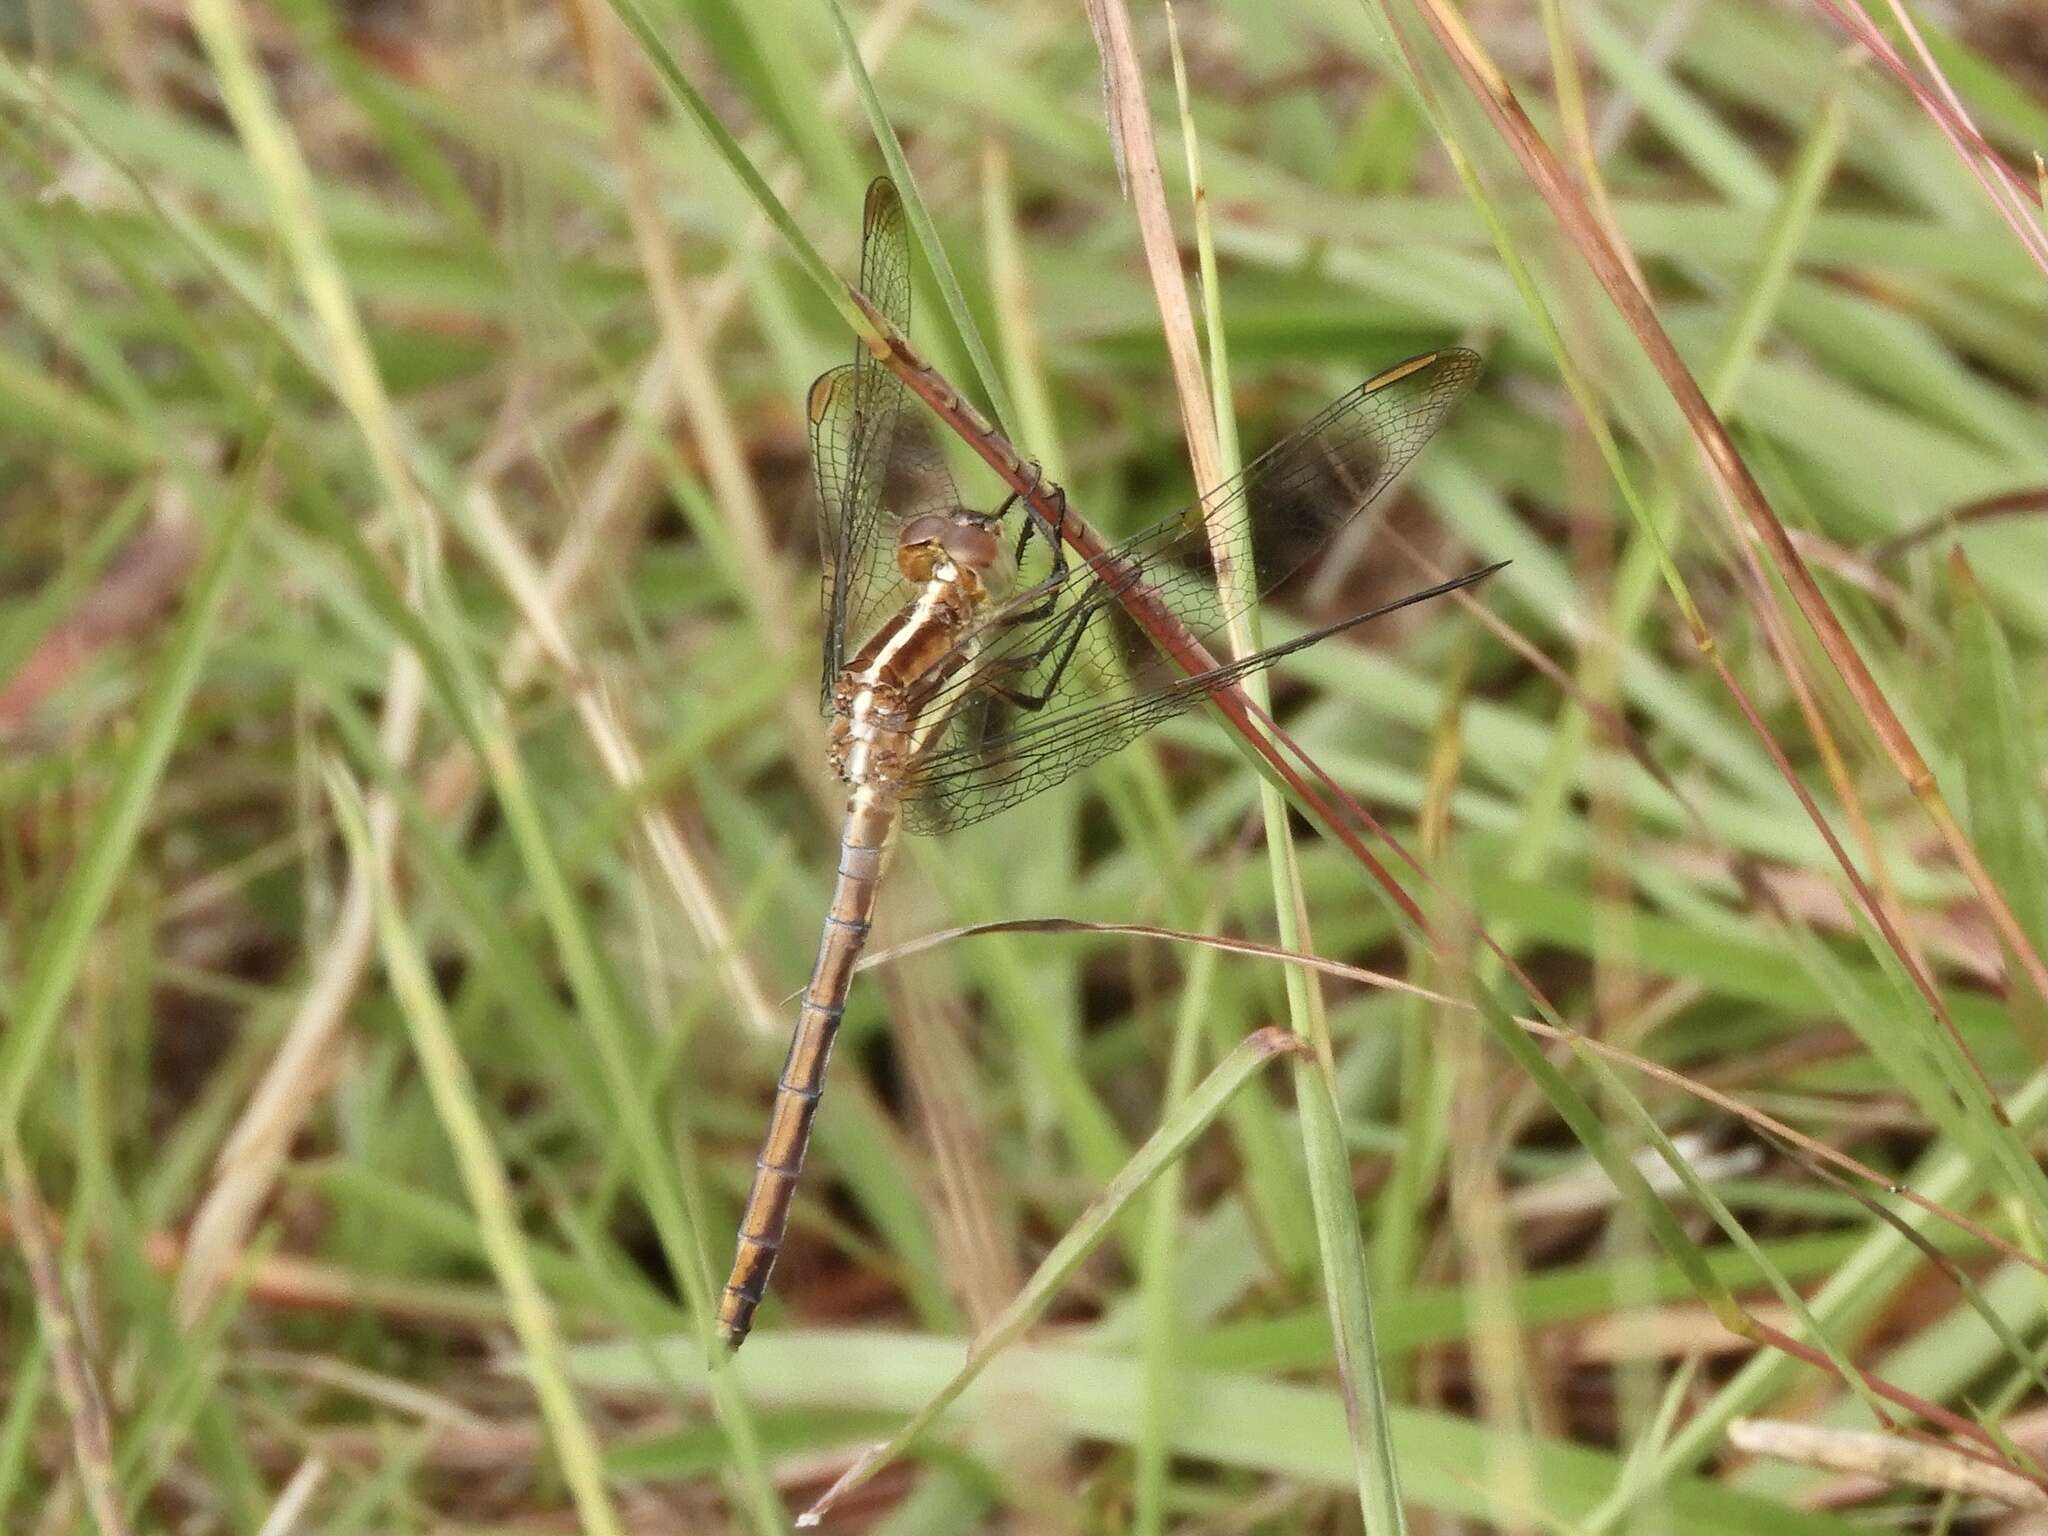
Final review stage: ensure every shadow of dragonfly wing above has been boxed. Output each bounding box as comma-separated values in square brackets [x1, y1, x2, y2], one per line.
[811, 177, 962, 710]
[899, 347, 1483, 834]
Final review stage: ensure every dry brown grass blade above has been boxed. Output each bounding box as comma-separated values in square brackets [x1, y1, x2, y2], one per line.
[1393, 0, 2048, 1053]
[3, 1134, 133, 1536]
[1728, 1418, 2048, 1512]
[1085, 0, 1224, 503]
[1720, 1315, 2042, 1488]
[1086, 0, 1345, 1074]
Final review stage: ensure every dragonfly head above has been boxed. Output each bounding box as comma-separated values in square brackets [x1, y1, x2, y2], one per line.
[896, 512, 1002, 586]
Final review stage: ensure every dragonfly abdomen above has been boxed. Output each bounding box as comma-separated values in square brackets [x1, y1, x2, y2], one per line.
[718, 787, 898, 1350]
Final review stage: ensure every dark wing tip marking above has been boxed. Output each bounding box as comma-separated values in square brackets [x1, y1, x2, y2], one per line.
[863, 176, 901, 228]
[807, 369, 843, 424]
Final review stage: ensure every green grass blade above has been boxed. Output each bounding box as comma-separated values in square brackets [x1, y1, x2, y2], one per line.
[602, 0, 858, 332]
[0, 490, 253, 1130]
[823, 0, 1017, 433]
[798, 1027, 1308, 1524]
[1949, 552, 2048, 1048]
[188, 0, 433, 574]
[1295, 1060, 1409, 1533]
[327, 766, 629, 1536]
[567, 1330, 1870, 1534]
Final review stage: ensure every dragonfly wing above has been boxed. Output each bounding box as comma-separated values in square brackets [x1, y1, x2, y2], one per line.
[900, 348, 1483, 830]
[903, 564, 1504, 834]
[813, 178, 963, 707]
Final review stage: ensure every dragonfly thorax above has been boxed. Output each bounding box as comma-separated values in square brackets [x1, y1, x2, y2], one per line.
[827, 550, 990, 794]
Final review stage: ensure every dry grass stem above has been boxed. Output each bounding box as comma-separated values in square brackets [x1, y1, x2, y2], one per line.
[1728, 1417, 2048, 1511]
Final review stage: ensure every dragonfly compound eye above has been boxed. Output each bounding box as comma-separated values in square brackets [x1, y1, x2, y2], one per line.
[938, 518, 1001, 572]
[896, 513, 1000, 579]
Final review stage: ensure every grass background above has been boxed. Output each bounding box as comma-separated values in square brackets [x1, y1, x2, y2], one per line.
[3, 0, 2047, 1530]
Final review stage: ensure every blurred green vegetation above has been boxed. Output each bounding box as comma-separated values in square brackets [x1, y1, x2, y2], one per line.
[2, 0, 2046, 1531]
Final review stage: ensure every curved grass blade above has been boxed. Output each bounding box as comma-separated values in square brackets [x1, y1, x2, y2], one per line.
[328, 767, 628, 1536]
[798, 1026, 1309, 1526]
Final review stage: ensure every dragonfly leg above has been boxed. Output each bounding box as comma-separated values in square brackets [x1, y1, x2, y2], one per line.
[987, 597, 1096, 711]
[991, 480, 1084, 632]
[1005, 461, 1070, 584]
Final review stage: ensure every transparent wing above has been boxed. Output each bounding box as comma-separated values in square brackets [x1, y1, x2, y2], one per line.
[812, 178, 962, 709]
[902, 563, 1502, 834]
[900, 348, 1483, 833]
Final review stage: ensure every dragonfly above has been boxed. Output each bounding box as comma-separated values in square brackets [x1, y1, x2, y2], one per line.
[717, 178, 1502, 1349]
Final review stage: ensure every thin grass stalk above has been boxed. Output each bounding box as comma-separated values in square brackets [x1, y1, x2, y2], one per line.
[1538, 0, 1648, 294]
[327, 772, 629, 1536]
[860, 915, 2048, 1287]
[1384, 0, 2048, 1026]
[176, 0, 443, 1324]
[1, 1134, 130, 1536]
[1133, 21, 1253, 1531]
[1874, 488, 2048, 560]
[1155, 0, 1324, 1253]
[1812, 0, 2048, 273]
[1134, 921, 1220, 1536]
[1097, 7, 1402, 1520]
